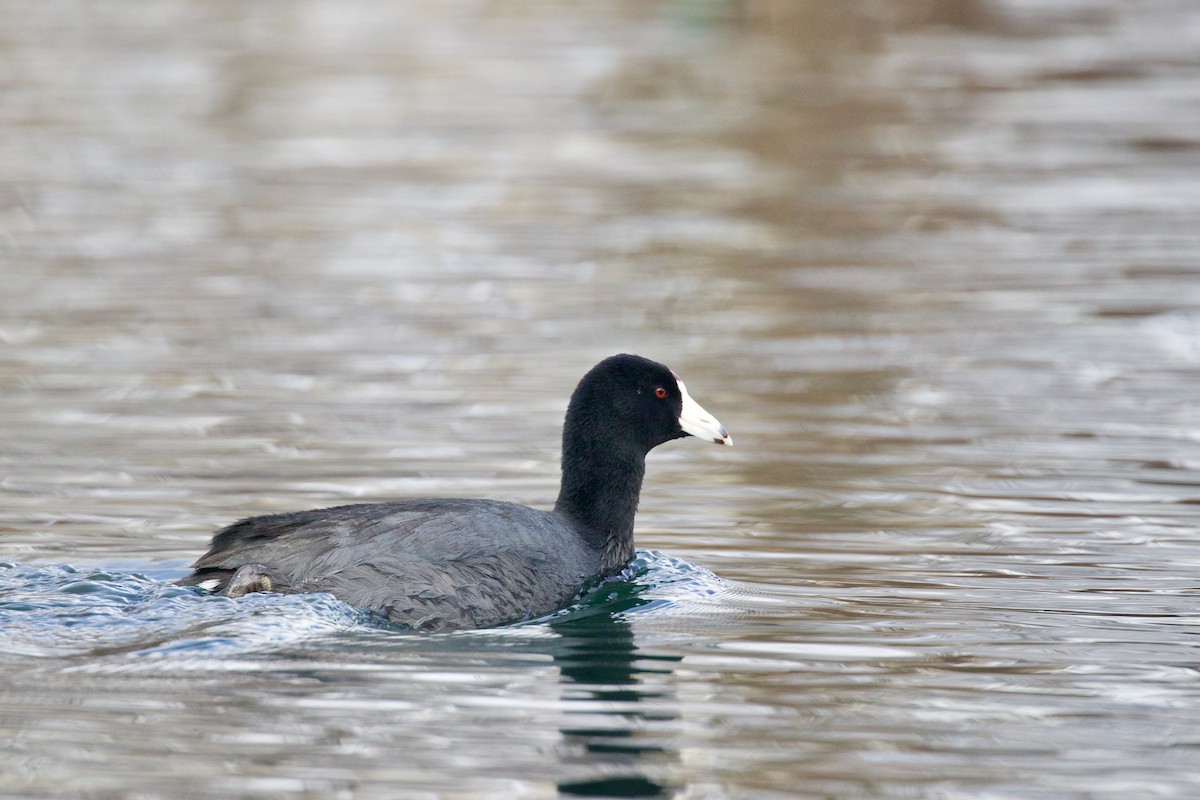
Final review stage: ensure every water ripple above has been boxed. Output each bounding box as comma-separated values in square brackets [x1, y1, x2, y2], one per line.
[0, 561, 369, 662]
[0, 550, 745, 665]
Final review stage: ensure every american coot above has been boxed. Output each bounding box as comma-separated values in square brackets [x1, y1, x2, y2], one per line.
[178, 354, 730, 631]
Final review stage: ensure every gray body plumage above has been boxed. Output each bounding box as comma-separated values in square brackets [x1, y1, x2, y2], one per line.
[185, 499, 604, 631]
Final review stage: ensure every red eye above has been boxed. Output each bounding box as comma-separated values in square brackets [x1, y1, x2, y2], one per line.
[654, 387, 668, 399]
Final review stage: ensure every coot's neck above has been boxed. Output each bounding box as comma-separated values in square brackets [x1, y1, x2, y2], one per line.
[554, 433, 645, 573]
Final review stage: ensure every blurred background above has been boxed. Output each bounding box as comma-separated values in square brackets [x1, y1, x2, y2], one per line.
[3, 1, 1200, 798]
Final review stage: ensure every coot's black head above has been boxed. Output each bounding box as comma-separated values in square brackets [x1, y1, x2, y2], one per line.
[564, 354, 731, 455]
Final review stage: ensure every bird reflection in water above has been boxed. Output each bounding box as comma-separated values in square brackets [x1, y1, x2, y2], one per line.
[551, 582, 682, 799]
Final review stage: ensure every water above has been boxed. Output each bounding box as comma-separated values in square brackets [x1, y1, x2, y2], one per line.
[3, 0, 1200, 797]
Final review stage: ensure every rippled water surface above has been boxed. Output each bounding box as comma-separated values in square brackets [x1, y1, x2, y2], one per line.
[3, 1, 1200, 798]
